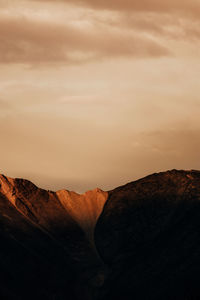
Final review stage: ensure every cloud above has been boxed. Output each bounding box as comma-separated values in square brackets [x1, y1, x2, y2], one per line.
[1, 0, 200, 66]
[90, 8, 200, 45]
[32, 0, 200, 17]
[30, 0, 200, 42]
[0, 14, 169, 65]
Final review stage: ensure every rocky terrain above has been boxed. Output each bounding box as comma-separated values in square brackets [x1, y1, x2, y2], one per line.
[0, 170, 200, 299]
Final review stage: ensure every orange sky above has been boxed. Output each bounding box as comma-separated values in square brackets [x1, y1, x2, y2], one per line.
[1, 0, 200, 192]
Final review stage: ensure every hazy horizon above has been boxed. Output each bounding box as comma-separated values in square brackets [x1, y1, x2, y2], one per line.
[1, 0, 200, 192]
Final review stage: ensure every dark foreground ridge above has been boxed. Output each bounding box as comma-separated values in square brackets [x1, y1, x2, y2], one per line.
[0, 170, 200, 299]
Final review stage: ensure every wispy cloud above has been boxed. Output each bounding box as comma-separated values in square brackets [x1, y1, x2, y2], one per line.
[32, 0, 200, 17]
[0, 13, 170, 66]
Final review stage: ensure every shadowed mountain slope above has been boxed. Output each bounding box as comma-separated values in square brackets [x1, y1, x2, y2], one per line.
[95, 170, 200, 300]
[0, 189, 78, 299]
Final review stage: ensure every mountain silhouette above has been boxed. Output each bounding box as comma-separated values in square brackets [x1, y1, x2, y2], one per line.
[0, 170, 200, 299]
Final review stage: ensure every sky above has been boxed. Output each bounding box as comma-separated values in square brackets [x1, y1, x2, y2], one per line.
[1, 0, 200, 192]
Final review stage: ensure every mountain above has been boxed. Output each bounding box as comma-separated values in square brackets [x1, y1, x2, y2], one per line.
[95, 169, 200, 300]
[0, 170, 200, 299]
[0, 174, 108, 300]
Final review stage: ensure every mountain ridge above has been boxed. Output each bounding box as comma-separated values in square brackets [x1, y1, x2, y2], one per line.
[0, 169, 200, 299]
